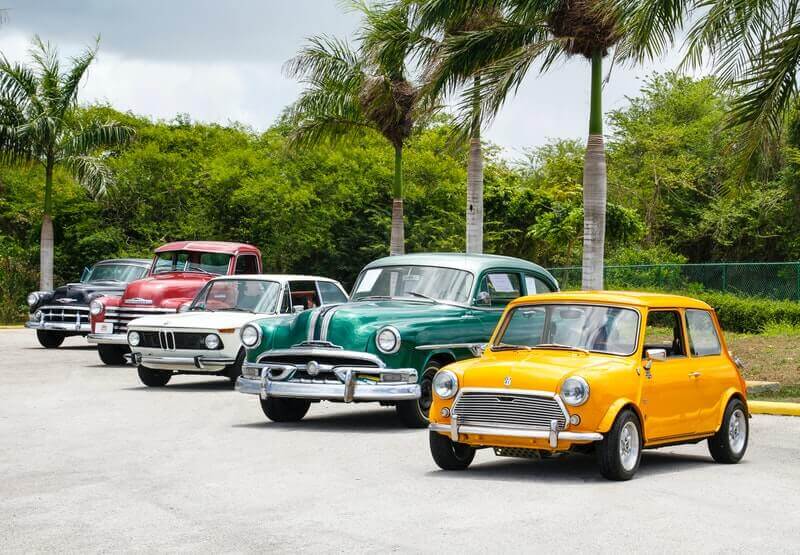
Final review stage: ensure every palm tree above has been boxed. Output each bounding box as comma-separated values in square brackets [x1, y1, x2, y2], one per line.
[0, 37, 134, 290]
[285, 2, 427, 255]
[609, 0, 800, 172]
[411, 5, 503, 254]
[415, 0, 623, 289]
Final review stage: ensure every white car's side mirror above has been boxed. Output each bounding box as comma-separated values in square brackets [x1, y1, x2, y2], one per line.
[178, 301, 192, 313]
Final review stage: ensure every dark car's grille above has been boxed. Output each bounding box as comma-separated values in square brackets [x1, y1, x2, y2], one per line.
[453, 391, 568, 430]
[39, 305, 90, 325]
[103, 307, 174, 333]
[138, 330, 218, 350]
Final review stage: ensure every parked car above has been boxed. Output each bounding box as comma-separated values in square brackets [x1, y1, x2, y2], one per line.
[126, 274, 348, 387]
[236, 253, 558, 427]
[24, 258, 151, 348]
[88, 241, 262, 365]
[427, 291, 749, 480]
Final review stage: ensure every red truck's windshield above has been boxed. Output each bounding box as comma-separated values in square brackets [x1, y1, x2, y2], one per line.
[151, 251, 232, 275]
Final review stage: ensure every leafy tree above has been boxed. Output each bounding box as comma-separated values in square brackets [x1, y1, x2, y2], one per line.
[0, 37, 134, 289]
[284, 1, 431, 255]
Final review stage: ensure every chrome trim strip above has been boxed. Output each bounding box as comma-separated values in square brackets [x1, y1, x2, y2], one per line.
[319, 305, 343, 341]
[256, 348, 386, 368]
[87, 333, 128, 345]
[306, 308, 321, 342]
[127, 353, 235, 368]
[37, 305, 90, 312]
[236, 376, 261, 395]
[105, 307, 175, 313]
[25, 321, 90, 332]
[430, 422, 603, 443]
[255, 379, 420, 401]
[416, 343, 484, 351]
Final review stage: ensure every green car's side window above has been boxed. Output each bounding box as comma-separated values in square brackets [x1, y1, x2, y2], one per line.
[524, 274, 554, 294]
[477, 272, 522, 308]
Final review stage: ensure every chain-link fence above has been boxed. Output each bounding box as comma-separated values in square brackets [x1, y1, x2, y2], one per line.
[547, 262, 800, 300]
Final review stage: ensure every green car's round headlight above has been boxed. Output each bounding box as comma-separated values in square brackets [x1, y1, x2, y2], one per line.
[375, 326, 401, 354]
[240, 324, 261, 348]
[561, 376, 590, 406]
[128, 331, 141, 347]
[433, 370, 458, 399]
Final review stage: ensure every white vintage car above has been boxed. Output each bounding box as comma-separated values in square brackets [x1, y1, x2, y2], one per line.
[126, 274, 348, 387]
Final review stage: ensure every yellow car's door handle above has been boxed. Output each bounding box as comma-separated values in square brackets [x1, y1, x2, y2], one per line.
[688, 372, 702, 378]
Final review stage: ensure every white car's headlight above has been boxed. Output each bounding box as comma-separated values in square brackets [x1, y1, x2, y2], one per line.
[128, 331, 141, 347]
[90, 300, 104, 316]
[433, 370, 458, 399]
[375, 326, 401, 354]
[561, 376, 590, 406]
[204, 334, 221, 350]
[240, 324, 261, 348]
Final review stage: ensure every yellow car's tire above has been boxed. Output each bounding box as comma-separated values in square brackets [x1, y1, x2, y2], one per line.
[597, 409, 642, 481]
[260, 397, 311, 422]
[137, 365, 172, 387]
[429, 430, 475, 470]
[708, 398, 748, 464]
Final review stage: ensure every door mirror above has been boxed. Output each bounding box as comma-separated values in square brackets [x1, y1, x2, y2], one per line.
[178, 301, 192, 313]
[645, 348, 667, 362]
[473, 291, 491, 306]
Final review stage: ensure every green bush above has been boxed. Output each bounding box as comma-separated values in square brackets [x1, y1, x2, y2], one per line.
[696, 291, 800, 333]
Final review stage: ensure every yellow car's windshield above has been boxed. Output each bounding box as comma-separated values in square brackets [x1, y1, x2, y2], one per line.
[494, 304, 640, 356]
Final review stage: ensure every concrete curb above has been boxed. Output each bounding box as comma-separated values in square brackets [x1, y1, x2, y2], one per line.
[0, 325, 24, 329]
[748, 401, 800, 417]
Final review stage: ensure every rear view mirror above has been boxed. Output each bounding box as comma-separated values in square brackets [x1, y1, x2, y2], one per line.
[473, 291, 491, 306]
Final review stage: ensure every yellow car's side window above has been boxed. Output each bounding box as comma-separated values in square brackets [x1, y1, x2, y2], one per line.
[685, 309, 722, 356]
[643, 310, 686, 358]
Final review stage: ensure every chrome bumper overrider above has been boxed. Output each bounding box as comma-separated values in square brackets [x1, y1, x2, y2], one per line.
[87, 333, 127, 345]
[25, 321, 90, 332]
[126, 352, 236, 369]
[237, 362, 420, 402]
[429, 416, 603, 448]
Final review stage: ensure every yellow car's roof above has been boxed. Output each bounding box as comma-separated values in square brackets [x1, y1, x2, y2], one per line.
[511, 290, 713, 310]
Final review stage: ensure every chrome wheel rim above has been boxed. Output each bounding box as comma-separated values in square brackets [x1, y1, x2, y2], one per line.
[619, 421, 640, 471]
[728, 408, 747, 454]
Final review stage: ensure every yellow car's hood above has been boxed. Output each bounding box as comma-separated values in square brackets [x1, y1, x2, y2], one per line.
[460, 349, 634, 392]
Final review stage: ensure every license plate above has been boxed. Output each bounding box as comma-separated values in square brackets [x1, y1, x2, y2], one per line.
[94, 322, 114, 334]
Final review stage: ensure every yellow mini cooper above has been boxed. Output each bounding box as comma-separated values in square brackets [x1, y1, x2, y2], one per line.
[428, 291, 749, 480]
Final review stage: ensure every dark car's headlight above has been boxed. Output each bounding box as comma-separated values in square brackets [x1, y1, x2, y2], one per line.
[240, 324, 261, 348]
[27, 292, 46, 306]
[375, 326, 401, 354]
[561, 376, 590, 406]
[433, 370, 458, 399]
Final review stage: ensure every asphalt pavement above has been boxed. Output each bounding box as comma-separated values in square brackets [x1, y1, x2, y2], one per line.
[1, 329, 798, 553]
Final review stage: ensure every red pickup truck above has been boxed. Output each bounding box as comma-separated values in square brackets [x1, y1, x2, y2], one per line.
[88, 241, 262, 365]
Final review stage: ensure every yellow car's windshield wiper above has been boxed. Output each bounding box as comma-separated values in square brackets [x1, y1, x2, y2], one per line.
[532, 343, 590, 354]
[490, 343, 532, 351]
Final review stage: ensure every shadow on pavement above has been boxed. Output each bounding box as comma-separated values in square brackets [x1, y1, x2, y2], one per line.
[25, 345, 96, 351]
[425, 450, 716, 484]
[121, 380, 235, 392]
[232, 407, 413, 434]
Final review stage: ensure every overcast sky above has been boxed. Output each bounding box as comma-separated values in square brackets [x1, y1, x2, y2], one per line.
[0, 0, 687, 158]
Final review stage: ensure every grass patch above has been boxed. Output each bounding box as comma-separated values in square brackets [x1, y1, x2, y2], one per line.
[726, 331, 799, 385]
[750, 385, 800, 404]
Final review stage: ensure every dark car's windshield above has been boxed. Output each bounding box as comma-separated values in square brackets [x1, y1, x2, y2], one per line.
[495, 304, 640, 356]
[82, 264, 148, 283]
[191, 279, 282, 313]
[350, 265, 473, 304]
[152, 251, 232, 275]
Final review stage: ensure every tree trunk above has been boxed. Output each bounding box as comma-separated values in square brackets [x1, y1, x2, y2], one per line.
[390, 144, 405, 256]
[40, 161, 55, 291]
[466, 76, 484, 254]
[581, 51, 607, 291]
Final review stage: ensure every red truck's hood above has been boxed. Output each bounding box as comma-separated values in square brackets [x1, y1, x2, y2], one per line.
[120, 272, 214, 308]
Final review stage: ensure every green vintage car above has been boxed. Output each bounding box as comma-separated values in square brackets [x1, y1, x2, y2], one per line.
[235, 253, 558, 427]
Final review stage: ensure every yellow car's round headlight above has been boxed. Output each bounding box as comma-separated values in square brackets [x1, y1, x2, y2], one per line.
[561, 376, 590, 406]
[433, 370, 458, 399]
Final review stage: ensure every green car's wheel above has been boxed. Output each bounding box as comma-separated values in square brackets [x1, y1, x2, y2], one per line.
[137, 365, 172, 387]
[396, 361, 440, 429]
[260, 397, 311, 422]
[429, 430, 475, 470]
[36, 330, 65, 348]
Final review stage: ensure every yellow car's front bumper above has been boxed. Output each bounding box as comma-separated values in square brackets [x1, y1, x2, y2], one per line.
[429, 416, 603, 449]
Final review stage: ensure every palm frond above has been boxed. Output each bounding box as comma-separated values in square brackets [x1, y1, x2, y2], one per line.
[609, 0, 690, 64]
[58, 120, 135, 157]
[62, 154, 114, 197]
[57, 37, 99, 116]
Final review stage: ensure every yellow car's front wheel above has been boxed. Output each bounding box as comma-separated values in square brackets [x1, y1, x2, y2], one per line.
[597, 409, 642, 481]
[429, 431, 475, 470]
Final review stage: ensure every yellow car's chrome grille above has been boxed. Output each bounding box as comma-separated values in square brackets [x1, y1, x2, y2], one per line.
[452, 391, 568, 431]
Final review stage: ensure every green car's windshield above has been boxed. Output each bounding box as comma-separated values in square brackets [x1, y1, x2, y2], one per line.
[351, 265, 473, 304]
[82, 264, 148, 283]
[495, 304, 640, 356]
[191, 279, 282, 313]
[152, 251, 232, 275]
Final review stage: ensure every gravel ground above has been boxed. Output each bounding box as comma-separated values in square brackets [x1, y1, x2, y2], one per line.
[1, 329, 799, 553]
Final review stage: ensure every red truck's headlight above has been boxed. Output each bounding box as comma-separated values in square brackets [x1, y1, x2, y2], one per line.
[90, 300, 104, 316]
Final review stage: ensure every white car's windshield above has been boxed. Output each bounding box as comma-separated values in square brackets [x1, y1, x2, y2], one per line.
[152, 251, 232, 275]
[82, 264, 147, 283]
[350, 265, 474, 304]
[191, 280, 282, 313]
[495, 304, 640, 356]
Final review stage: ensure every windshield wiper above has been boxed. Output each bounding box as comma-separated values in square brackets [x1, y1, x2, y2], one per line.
[532, 343, 590, 354]
[185, 266, 215, 275]
[356, 295, 393, 301]
[223, 307, 255, 313]
[407, 291, 438, 303]
[491, 343, 532, 351]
